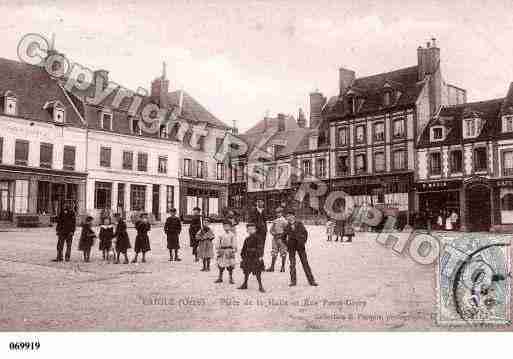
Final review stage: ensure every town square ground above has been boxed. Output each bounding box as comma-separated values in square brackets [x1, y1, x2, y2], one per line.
[0, 224, 511, 331]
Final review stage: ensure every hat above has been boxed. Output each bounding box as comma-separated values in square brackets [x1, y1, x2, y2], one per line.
[246, 222, 257, 228]
[286, 210, 296, 216]
[275, 207, 283, 213]
[169, 208, 177, 213]
[222, 219, 233, 226]
[193, 207, 201, 212]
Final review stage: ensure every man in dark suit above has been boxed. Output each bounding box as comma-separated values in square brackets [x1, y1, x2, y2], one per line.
[247, 199, 268, 243]
[53, 206, 76, 262]
[284, 210, 318, 287]
[189, 207, 202, 262]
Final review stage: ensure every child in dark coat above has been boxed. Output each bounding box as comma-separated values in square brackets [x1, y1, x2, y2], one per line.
[133, 213, 151, 263]
[164, 208, 182, 261]
[78, 216, 96, 262]
[99, 217, 115, 261]
[113, 213, 131, 264]
[238, 222, 266, 293]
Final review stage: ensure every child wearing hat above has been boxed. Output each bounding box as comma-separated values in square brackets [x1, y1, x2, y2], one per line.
[238, 222, 266, 293]
[164, 208, 182, 261]
[196, 217, 215, 271]
[133, 213, 151, 263]
[215, 219, 238, 284]
[78, 216, 96, 262]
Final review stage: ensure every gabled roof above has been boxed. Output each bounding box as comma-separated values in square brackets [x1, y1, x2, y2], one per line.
[0, 57, 84, 126]
[323, 65, 423, 118]
[244, 114, 300, 135]
[167, 91, 229, 130]
[417, 98, 503, 147]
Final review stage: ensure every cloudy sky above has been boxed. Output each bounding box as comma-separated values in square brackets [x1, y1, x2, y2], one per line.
[1, 0, 513, 131]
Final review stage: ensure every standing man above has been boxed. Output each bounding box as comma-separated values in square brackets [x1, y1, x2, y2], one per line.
[189, 207, 202, 262]
[266, 207, 288, 272]
[53, 206, 76, 262]
[284, 210, 318, 287]
[248, 199, 268, 244]
[164, 208, 182, 261]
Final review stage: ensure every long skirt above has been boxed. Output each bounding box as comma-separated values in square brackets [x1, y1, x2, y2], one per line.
[134, 234, 151, 253]
[116, 233, 131, 253]
[197, 240, 214, 259]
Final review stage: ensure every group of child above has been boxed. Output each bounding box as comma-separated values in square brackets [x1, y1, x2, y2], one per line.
[326, 218, 355, 242]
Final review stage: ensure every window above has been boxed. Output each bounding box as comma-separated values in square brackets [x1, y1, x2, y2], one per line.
[373, 122, 385, 142]
[101, 112, 112, 130]
[266, 166, 276, 187]
[431, 126, 444, 141]
[159, 124, 168, 138]
[0, 137, 3, 164]
[374, 152, 385, 172]
[337, 127, 349, 146]
[277, 165, 288, 184]
[393, 119, 405, 138]
[4, 92, 17, 115]
[14, 179, 28, 213]
[474, 147, 487, 172]
[383, 91, 391, 107]
[302, 160, 312, 176]
[54, 106, 65, 124]
[137, 152, 148, 172]
[355, 125, 366, 144]
[355, 154, 366, 174]
[166, 185, 174, 213]
[158, 156, 168, 174]
[117, 183, 125, 211]
[122, 151, 133, 170]
[216, 162, 225, 180]
[15, 139, 29, 166]
[63, 145, 76, 171]
[39, 142, 53, 169]
[465, 119, 476, 138]
[100, 147, 111, 167]
[196, 160, 205, 178]
[131, 117, 141, 135]
[392, 149, 406, 170]
[183, 158, 192, 176]
[503, 151, 513, 176]
[429, 152, 442, 175]
[450, 150, 463, 173]
[503, 116, 513, 133]
[337, 155, 349, 176]
[130, 184, 146, 211]
[316, 158, 327, 178]
[94, 181, 112, 209]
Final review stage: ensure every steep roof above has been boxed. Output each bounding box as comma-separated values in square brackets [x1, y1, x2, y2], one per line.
[168, 90, 229, 129]
[0, 57, 84, 126]
[417, 98, 503, 147]
[244, 114, 300, 135]
[323, 65, 424, 118]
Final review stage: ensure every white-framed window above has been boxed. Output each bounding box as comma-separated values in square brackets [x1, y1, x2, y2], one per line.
[429, 152, 442, 175]
[183, 158, 192, 177]
[196, 160, 204, 178]
[355, 125, 366, 144]
[337, 127, 349, 146]
[101, 111, 113, 130]
[503, 151, 513, 176]
[430, 126, 445, 142]
[503, 115, 513, 133]
[474, 147, 487, 172]
[393, 118, 405, 138]
[373, 122, 385, 142]
[392, 149, 407, 170]
[216, 162, 225, 180]
[158, 156, 168, 174]
[316, 158, 326, 178]
[374, 152, 385, 172]
[302, 159, 312, 176]
[4, 91, 17, 115]
[355, 154, 366, 174]
[464, 119, 476, 138]
[54, 106, 65, 124]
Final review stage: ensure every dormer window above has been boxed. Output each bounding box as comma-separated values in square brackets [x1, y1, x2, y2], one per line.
[43, 100, 65, 124]
[383, 90, 392, 107]
[503, 115, 513, 133]
[430, 126, 445, 142]
[464, 119, 476, 138]
[100, 111, 113, 130]
[4, 91, 17, 115]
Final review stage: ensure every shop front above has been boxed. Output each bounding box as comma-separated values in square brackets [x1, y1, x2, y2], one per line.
[492, 178, 513, 232]
[179, 178, 228, 221]
[0, 164, 87, 226]
[416, 180, 462, 230]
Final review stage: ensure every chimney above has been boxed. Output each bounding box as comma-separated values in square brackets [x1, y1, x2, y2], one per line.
[232, 120, 238, 134]
[150, 62, 170, 108]
[417, 38, 442, 116]
[263, 110, 270, 131]
[339, 67, 355, 96]
[277, 113, 287, 131]
[297, 109, 306, 128]
[94, 69, 109, 89]
[309, 91, 326, 128]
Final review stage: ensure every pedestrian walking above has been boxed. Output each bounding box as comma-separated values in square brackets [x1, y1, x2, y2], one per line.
[197, 217, 215, 271]
[215, 219, 238, 284]
[238, 222, 266, 293]
[326, 217, 335, 242]
[78, 216, 96, 262]
[132, 213, 151, 263]
[53, 206, 76, 262]
[99, 217, 115, 261]
[164, 208, 182, 261]
[189, 207, 202, 262]
[266, 207, 287, 272]
[284, 210, 318, 287]
[113, 213, 130, 264]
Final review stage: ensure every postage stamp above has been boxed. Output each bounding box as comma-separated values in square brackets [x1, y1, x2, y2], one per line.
[436, 234, 511, 326]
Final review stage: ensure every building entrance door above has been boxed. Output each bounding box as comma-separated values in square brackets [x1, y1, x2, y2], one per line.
[152, 185, 160, 221]
[0, 181, 12, 220]
[466, 184, 491, 232]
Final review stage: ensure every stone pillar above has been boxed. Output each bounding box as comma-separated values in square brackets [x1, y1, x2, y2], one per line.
[145, 184, 152, 215]
[77, 181, 86, 216]
[28, 178, 38, 214]
[459, 186, 467, 231]
[124, 183, 130, 213]
[111, 181, 118, 213]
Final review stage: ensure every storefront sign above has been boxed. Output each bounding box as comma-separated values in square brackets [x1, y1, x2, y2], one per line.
[416, 180, 461, 192]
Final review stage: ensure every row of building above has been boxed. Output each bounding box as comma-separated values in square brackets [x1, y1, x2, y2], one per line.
[1, 38, 513, 232]
[229, 39, 513, 232]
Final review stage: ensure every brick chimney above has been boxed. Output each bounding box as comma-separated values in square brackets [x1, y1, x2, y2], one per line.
[417, 38, 442, 116]
[151, 62, 169, 108]
[339, 67, 355, 96]
[309, 91, 326, 128]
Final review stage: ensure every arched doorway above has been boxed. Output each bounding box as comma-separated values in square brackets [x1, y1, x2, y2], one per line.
[466, 184, 491, 232]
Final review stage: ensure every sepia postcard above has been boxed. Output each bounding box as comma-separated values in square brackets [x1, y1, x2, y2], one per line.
[0, 0, 512, 345]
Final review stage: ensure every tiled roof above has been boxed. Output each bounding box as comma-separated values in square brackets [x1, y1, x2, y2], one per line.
[323, 66, 423, 118]
[168, 91, 229, 129]
[0, 57, 84, 126]
[417, 98, 503, 147]
[244, 114, 299, 135]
